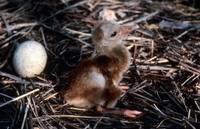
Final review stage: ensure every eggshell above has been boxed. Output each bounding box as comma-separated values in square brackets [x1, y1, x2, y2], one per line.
[13, 40, 47, 78]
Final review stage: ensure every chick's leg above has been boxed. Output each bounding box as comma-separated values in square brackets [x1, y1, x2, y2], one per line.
[98, 83, 142, 118]
[106, 99, 118, 109]
[104, 86, 121, 108]
[119, 85, 129, 92]
[96, 105, 142, 118]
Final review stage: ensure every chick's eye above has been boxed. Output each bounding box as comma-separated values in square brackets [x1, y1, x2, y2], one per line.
[110, 31, 117, 37]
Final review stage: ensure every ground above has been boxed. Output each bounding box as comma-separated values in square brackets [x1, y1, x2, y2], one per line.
[0, 0, 200, 129]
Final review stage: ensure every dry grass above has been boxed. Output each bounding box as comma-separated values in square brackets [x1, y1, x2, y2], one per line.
[0, 0, 200, 128]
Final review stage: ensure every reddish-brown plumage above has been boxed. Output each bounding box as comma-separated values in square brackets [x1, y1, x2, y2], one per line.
[61, 22, 142, 117]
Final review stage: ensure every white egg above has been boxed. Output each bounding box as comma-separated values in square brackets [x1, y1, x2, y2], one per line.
[13, 40, 47, 78]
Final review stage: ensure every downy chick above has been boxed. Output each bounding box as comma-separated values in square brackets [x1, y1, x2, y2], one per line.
[62, 22, 142, 118]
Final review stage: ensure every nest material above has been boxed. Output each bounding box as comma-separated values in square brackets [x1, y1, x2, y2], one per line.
[0, 0, 200, 128]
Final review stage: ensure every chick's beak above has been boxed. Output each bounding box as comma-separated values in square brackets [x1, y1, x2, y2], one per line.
[119, 26, 133, 37]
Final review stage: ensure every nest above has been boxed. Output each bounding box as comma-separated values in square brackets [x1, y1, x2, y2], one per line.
[0, 0, 200, 128]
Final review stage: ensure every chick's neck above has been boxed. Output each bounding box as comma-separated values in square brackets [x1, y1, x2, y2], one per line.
[96, 44, 131, 68]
